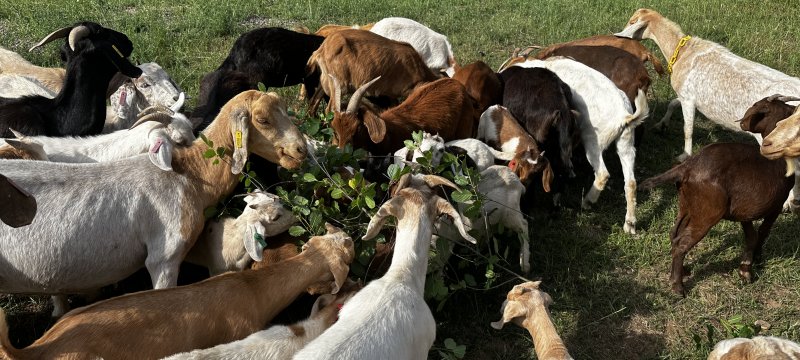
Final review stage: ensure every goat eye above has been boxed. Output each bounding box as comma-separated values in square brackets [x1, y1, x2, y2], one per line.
[257, 117, 269, 124]
[140, 82, 150, 88]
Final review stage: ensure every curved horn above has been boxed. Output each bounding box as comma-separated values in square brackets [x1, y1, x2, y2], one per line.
[421, 174, 460, 191]
[329, 74, 342, 113]
[29, 26, 73, 52]
[346, 76, 381, 114]
[517, 45, 541, 57]
[67, 25, 91, 51]
[137, 105, 174, 118]
[767, 94, 783, 102]
[129, 112, 172, 129]
[170, 92, 186, 113]
[391, 173, 413, 197]
[778, 96, 800, 103]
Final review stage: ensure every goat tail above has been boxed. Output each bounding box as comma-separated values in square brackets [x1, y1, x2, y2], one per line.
[489, 147, 515, 161]
[640, 165, 685, 191]
[0, 308, 21, 359]
[648, 53, 665, 76]
[624, 89, 649, 126]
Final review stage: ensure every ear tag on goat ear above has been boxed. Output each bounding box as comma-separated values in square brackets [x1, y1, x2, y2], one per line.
[254, 232, 266, 248]
[111, 44, 124, 58]
[235, 130, 243, 148]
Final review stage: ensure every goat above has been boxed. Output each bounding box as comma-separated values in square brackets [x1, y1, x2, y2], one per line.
[761, 98, 800, 162]
[708, 336, 800, 360]
[369, 17, 457, 76]
[0, 22, 142, 137]
[307, 29, 439, 114]
[499, 66, 575, 196]
[105, 63, 184, 132]
[0, 224, 354, 360]
[640, 104, 792, 295]
[452, 60, 503, 113]
[538, 35, 663, 75]
[477, 105, 554, 193]
[193, 28, 324, 129]
[0, 91, 307, 317]
[392, 132, 447, 170]
[444, 138, 515, 171]
[184, 190, 297, 275]
[314, 23, 375, 37]
[331, 76, 478, 155]
[1, 100, 193, 170]
[164, 281, 362, 360]
[294, 175, 475, 360]
[0, 46, 66, 92]
[512, 57, 649, 234]
[0, 136, 48, 161]
[615, 8, 800, 160]
[0, 174, 37, 228]
[491, 281, 574, 360]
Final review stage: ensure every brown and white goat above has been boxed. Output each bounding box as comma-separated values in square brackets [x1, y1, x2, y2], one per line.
[330, 76, 479, 155]
[477, 105, 553, 193]
[306, 29, 439, 113]
[0, 224, 355, 360]
[761, 98, 800, 162]
[640, 98, 795, 295]
[491, 281, 574, 360]
[452, 60, 503, 114]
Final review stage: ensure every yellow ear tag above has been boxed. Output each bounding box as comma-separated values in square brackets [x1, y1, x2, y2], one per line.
[235, 131, 243, 148]
[111, 44, 124, 58]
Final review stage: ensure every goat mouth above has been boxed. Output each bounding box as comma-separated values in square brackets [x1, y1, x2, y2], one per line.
[278, 150, 305, 169]
[760, 146, 786, 160]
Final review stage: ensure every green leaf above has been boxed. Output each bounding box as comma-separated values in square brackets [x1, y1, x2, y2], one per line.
[453, 174, 470, 186]
[348, 178, 358, 189]
[444, 338, 457, 350]
[403, 139, 415, 149]
[257, 82, 267, 92]
[199, 133, 213, 147]
[212, 159, 220, 165]
[412, 131, 423, 144]
[293, 196, 309, 206]
[364, 196, 376, 209]
[464, 274, 477, 287]
[288, 226, 306, 236]
[331, 188, 344, 199]
[387, 164, 402, 181]
[254, 232, 266, 248]
[203, 206, 218, 219]
[203, 149, 217, 158]
[453, 344, 466, 358]
[302, 173, 317, 182]
[216, 147, 226, 157]
[452, 189, 472, 203]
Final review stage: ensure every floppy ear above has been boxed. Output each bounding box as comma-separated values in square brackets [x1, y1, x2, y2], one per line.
[0, 174, 37, 228]
[310, 294, 336, 317]
[435, 197, 476, 244]
[542, 158, 553, 193]
[148, 135, 173, 171]
[614, 19, 647, 39]
[364, 115, 386, 143]
[490, 300, 529, 330]
[328, 256, 350, 295]
[243, 222, 266, 262]
[230, 107, 250, 175]
[363, 197, 401, 240]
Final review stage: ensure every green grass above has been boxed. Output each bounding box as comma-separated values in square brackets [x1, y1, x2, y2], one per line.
[3, 1, 800, 359]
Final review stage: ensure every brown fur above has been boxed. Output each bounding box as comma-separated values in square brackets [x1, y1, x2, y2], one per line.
[451, 61, 503, 113]
[314, 23, 375, 37]
[485, 106, 553, 191]
[250, 231, 302, 270]
[332, 78, 479, 155]
[0, 229, 355, 360]
[0, 174, 37, 228]
[761, 103, 800, 160]
[535, 35, 664, 76]
[307, 29, 440, 114]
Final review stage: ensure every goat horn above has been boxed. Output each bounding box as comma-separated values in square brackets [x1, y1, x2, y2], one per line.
[138, 105, 174, 118]
[778, 96, 800, 103]
[346, 76, 381, 114]
[170, 92, 186, 113]
[67, 25, 90, 51]
[391, 173, 412, 197]
[421, 174, 460, 192]
[518, 45, 541, 57]
[329, 75, 342, 113]
[29, 26, 73, 52]
[8, 128, 25, 139]
[130, 112, 172, 129]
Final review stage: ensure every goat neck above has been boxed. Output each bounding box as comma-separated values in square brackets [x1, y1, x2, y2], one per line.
[51, 54, 115, 135]
[639, 12, 687, 67]
[384, 189, 436, 294]
[522, 302, 572, 360]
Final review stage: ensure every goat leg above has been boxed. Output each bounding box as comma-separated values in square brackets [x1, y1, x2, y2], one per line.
[738, 221, 758, 283]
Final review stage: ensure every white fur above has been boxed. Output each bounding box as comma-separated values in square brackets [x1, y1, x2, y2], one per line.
[708, 336, 800, 360]
[184, 191, 296, 275]
[106, 63, 184, 132]
[444, 138, 514, 171]
[0, 74, 57, 98]
[510, 57, 649, 234]
[370, 17, 457, 76]
[393, 132, 445, 169]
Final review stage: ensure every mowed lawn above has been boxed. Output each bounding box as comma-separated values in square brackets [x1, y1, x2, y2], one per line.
[2, 0, 800, 359]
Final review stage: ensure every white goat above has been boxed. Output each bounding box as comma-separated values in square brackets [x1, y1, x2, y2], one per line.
[708, 336, 800, 360]
[2, 96, 193, 171]
[370, 17, 458, 76]
[0, 91, 307, 318]
[163, 284, 361, 360]
[294, 175, 476, 360]
[510, 57, 649, 234]
[616, 8, 800, 212]
[393, 132, 446, 169]
[184, 190, 297, 275]
[444, 138, 515, 171]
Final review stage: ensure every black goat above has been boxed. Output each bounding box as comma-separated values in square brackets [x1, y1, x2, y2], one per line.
[193, 27, 324, 130]
[0, 22, 141, 137]
[500, 66, 578, 206]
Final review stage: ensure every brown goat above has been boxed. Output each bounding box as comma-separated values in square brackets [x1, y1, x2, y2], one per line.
[331, 76, 479, 155]
[451, 61, 503, 114]
[535, 35, 664, 75]
[640, 97, 796, 296]
[306, 29, 439, 114]
[0, 224, 355, 360]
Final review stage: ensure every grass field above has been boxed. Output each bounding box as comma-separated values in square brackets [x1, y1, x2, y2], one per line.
[2, 1, 800, 359]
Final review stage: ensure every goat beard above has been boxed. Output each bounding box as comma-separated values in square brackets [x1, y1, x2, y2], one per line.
[785, 157, 796, 177]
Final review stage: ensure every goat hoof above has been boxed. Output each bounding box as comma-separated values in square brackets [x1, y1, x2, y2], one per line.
[738, 268, 753, 283]
[784, 199, 800, 214]
[623, 221, 636, 235]
[671, 283, 687, 298]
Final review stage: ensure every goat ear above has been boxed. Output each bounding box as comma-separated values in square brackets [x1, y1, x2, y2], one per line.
[3, 139, 26, 150]
[421, 174, 460, 192]
[614, 19, 647, 39]
[230, 108, 250, 175]
[363, 197, 401, 240]
[8, 129, 25, 140]
[310, 294, 335, 317]
[0, 174, 37, 228]
[329, 256, 349, 295]
[570, 109, 580, 120]
[435, 197, 476, 244]
[148, 136, 173, 171]
[243, 222, 266, 262]
[364, 115, 386, 143]
[542, 159, 553, 193]
[491, 300, 528, 330]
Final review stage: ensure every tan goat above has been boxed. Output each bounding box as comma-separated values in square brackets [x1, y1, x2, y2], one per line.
[492, 281, 574, 360]
[0, 224, 355, 360]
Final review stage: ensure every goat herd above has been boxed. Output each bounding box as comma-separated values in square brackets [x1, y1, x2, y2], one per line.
[0, 7, 800, 360]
